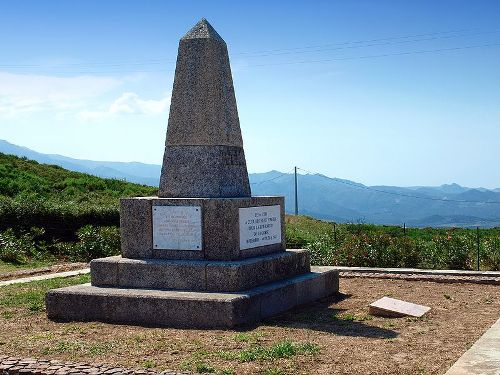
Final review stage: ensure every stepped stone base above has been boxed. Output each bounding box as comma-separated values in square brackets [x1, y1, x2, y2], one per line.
[45, 266, 339, 328]
[91, 250, 310, 292]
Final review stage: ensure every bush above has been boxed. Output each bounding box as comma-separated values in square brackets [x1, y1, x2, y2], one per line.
[307, 233, 335, 265]
[434, 233, 472, 270]
[70, 225, 121, 261]
[483, 237, 500, 271]
[0, 227, 45, 263]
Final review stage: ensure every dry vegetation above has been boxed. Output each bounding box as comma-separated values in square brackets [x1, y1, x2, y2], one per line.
[1, 275, 499, 375]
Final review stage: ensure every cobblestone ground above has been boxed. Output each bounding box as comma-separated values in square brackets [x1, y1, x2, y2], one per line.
[339, 271, 500, 285]
[0, 356, 192, 375]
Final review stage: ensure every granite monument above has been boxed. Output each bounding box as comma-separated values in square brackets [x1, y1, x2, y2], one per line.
[45, 19, 339, 328]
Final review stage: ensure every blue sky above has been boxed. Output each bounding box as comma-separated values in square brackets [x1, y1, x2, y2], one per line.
[1, 0, 499, 188]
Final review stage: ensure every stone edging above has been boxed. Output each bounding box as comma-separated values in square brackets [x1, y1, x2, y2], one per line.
[339, 270, 500, 285]
[0, 269, 91, 287]
[0, 356, 193, 375]
[0, 263, 88, 281]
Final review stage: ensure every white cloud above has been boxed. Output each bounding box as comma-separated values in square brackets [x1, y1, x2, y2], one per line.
[0, 71, 121, 116]
[79, 92, 170, 121]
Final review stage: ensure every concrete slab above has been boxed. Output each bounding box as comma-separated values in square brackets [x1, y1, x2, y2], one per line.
[46, 266, 338, 328]
[0, 269, 90, 287]
[445, 318, 500, 375]
[369, 296, 430, 318]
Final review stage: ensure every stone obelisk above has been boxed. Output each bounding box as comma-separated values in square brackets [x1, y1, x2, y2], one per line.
[45, 19, 339, 328]
[159, 18, 250, 198]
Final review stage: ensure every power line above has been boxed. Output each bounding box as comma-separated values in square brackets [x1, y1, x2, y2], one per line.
[250, 170, 293, 185]
[1, 28, 499, 73]
[2, 40, 497, 75]
[285, 167, 500, 205]
[233, 29, 500, 59]
[250, 42, 500, 67]
[232, 27, 488, 55]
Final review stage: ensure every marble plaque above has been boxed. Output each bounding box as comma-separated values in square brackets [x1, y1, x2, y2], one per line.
[239, 205, 281, 250]
[369, 297, 430, 318]
[152, 206, 202, 250]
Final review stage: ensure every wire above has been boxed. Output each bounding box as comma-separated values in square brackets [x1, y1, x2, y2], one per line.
[232, 30, 500, 59]
[2, 40, 497, 75]
[250, 170, 293, 185]
[287, 167, 500, 205]
[232, 27, 489, 55]
[1, 28, 499, 73]
[250, 42, 500, 67]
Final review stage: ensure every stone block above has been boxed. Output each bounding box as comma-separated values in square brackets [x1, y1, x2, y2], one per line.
[90, 256, 119, 286]
[159, 145, 251, 198]
[120, 196, 286, 260]
[46, 266, 339, 328]
[205, 250, 310, 291]
[120, 197, 154, 258]
[90, 250, 310, 292]
[369, 297, 431, 318]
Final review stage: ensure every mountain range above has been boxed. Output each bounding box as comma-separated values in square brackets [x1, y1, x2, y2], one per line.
[1, 139, 499, 228]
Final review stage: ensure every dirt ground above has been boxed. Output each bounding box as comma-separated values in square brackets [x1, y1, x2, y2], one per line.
[1, 277, 499, 375]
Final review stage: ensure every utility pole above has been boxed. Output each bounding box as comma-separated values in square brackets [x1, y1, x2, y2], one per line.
[294, 166, 298, 215]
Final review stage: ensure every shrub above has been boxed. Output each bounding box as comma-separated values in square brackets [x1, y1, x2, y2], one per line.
[483, 237, 500, 271]
[0, 227, 45, 263]
[307, 233, 335, 265]
[70, 225, 121, 261]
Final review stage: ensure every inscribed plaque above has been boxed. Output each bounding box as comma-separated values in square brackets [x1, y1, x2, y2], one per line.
[152, 206, 202, 250]
[239, 205, 281, 250]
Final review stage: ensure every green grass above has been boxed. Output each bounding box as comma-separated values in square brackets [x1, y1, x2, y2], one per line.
[0, 259, 55, 274]
[217, 340, 319, 362]
[0, 274, 90, 314]
[232, 332, 265, 343]
[180, 340, 319, 373]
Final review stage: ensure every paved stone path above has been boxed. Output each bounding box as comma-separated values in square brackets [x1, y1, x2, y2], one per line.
[0, 356, 192, 375]
[444, 317, 500, 375]
[0, 269, 90, 287]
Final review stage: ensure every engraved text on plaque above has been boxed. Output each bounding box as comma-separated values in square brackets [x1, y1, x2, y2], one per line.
[152, 206, 202, 250]
[239, 205, 281, 250]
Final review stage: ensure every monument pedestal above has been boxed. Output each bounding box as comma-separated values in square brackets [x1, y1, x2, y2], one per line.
[46, 266, 338, 329]
[46, 196, 339, 328]
[45, 18, 339, 328]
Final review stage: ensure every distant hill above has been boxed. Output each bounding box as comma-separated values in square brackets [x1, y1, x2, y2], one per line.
[1, 139, 499, 228]
[0, 139, 160, 186]
[250, 171, 500, 228]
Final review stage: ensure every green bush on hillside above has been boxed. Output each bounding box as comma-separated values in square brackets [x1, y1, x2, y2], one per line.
[286, 216, 500, 271]
[0, 227, 45, 263]
[483, 236, 500, 270]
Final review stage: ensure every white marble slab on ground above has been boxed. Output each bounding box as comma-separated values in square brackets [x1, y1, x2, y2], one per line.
[0, 268, 90, 287]
[445, 317, 500, 375]
[369, 296, 430, 318]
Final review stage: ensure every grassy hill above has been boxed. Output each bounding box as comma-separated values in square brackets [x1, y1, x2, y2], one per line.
[0, 152, 156, 266]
